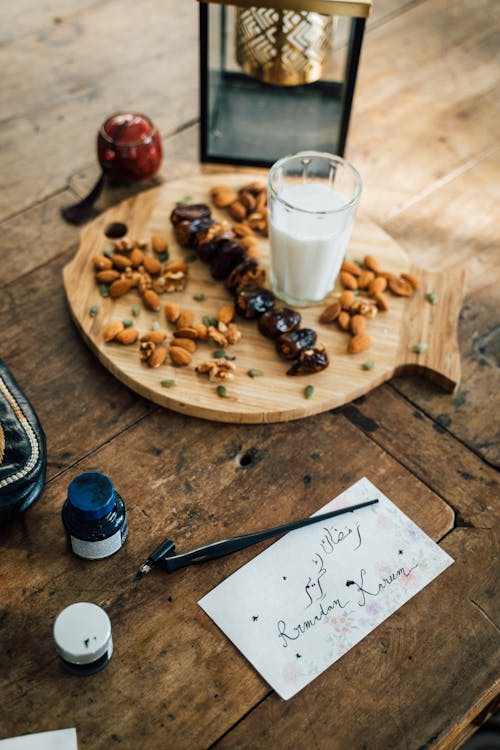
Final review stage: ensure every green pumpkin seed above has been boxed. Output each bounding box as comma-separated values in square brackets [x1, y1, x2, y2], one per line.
[304, 385, 314, 399]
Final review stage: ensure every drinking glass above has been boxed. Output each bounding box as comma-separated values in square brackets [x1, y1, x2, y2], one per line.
[268, 151, 362, 307]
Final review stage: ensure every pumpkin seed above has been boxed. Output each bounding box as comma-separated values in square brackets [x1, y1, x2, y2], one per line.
[413, 343, 428, 353]
[161, 379, 176, 388]
[193, 293, 206, 301]
[247, 369, 263, 378]
[304, 385, 314, 399]
[362, 360, 375, 370]
[99, 284, 109, 297]
[426, 292, 438, 304]
[216, 385, 228, 398]
[89, 304, 99, 317]
[131, 305, 140, 317]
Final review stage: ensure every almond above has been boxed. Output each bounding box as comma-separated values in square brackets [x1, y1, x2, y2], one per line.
[95, 269, 121, 284]
[217, 304, 235, 325]
[339, 290, 356, 310]
[340, 271, 358, 290]
[115, 327, 139, 345]
[351, 314, 367, 335]
[357, 270, 375, 289]
[165, 302, 181, 323]
[211, 186, 238, 208]
[173, 326, 199, 340]
[176, 310, 195, 329]
[112, 254, 132, 270]
[401, 272, 421, 289]
[255, 191, 267, 211]
[374, 292, 390, 311]
[142, 256, 162, 276]
[341, 260, 362, 277]
[169, 346, 192, 366]
[319, 300, 341, 324]
[109, 278, 134, 298]
[151, 234, 168, 253]
[240, 191, 257, 212]
[140, 330, 167, 344]
[368, 276, 387, 296]
[233, 222, 254, 238]
[364, 255, 381, 273]
[103, 320, 124, 342]
[245, 243, 261, 260]
[338, 311, 351, 331]
[389, 277, 414, 297]
[148, 345, 168, 368]
[348, 332, 371, 354]
[173, 338, 197, 353]
[377, 270, 396, 280]
[229, 201, 247, 221]
[93, 254, 113, 270]
[242, 181, 266, 194]
[194, 323, 209, 339]
[142, 289, 161, 311]
[129, 248, 145, 268]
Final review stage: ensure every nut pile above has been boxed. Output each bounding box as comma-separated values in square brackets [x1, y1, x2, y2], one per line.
[211, 182, 268, 239]
[103, 301, 242, 378]
[319, 255, 420, 354]
[92, 236, 188, 312]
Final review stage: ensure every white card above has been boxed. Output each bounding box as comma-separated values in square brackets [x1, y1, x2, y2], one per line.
[0, 729, 77, 750]
[199, 477, 453, 700]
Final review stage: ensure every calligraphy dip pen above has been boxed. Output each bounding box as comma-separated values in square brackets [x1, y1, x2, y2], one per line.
[134, 498, 378, 580]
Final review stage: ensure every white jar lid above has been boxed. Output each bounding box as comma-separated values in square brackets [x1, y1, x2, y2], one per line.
[53, 602, 112, 665]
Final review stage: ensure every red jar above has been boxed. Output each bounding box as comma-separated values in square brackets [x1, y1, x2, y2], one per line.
[97, 113, 162, 182]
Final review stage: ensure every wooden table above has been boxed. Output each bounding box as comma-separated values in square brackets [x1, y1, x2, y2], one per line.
[1, 1, 498, 748]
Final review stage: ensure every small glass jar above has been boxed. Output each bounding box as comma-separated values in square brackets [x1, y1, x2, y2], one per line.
[97, 112, 162, 182]
[62, 472, 128, 560]
[54, 602, 113, 675]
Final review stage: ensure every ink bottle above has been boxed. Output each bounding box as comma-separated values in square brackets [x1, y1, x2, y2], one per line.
[53, 602, 113, 675]
[62, 472, 128, 560]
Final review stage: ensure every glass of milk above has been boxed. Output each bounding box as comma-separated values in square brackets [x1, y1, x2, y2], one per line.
[268, 151, 362, 307]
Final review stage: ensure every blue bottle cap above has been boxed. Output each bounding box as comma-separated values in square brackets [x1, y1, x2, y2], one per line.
[67, 472, 115, 521]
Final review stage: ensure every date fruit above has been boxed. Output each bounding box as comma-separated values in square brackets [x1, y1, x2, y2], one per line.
[235, 287, 275, 319]
[276, 328, 317, 360]
[287, 346, 329, 375]
[258, 308, 301, 339]
[210, 239, 247, 280]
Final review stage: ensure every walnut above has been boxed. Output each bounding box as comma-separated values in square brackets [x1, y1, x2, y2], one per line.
[350, 298, 378, 318]
[137, 271, 152, 295]
[192, 220, 231, 249]
[207, 326, 228, 347]
[113, 237, 133, 252]
[140, 341, 155, 361]
[195, 358, 236, 382]
[163, 269, 186, 292]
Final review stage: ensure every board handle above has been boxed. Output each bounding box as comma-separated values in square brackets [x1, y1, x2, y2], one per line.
[395, 265, 467, 393]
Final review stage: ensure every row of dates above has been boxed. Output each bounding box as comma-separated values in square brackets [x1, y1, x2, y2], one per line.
[169, 202, 329, 375]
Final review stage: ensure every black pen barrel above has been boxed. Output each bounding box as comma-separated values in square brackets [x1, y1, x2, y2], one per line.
[162, 499, 377, 573]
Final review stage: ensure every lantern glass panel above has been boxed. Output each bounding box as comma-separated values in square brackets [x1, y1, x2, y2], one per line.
[203, 2, 354, 166]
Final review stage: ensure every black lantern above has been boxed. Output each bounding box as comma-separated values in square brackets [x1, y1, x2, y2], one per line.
[199, 0, 371, 167]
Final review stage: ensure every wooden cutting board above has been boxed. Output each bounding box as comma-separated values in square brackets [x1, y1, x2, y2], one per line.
[63, 173, 466, 424]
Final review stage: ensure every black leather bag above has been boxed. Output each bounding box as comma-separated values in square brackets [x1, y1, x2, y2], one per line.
[0, 360, 47, 524]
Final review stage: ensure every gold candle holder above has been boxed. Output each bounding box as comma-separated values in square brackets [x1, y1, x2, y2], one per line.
[236, 7, 333, 86]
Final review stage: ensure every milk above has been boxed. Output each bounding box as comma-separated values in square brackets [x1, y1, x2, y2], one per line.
[269, 183, 356, 306]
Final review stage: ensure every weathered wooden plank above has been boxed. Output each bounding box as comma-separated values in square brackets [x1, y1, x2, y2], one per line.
[0, 1, 100, 44]
[0, 249, 152, 478]
[348, 0, 500, 222]
[213, 527, 500, 750]
[0, 407, 453, 748]
[381, 150, 500, 296]
[0, 189, 79, 288]
[340, 385, 499, 527]
[393, 282, 500, 468]
[0, 0, 198, 220]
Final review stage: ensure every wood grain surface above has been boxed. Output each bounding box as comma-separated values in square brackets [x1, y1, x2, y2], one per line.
[63, 173, 465, 423]
[1, 0, 499, 748]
